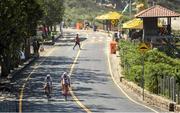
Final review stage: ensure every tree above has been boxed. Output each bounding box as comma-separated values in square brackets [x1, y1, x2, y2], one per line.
[0, 0, 43, 77]
[111, 0, 126, 10]
[136, 0, 148, 9]
[157, 0, 180, 12]
[39, 0, 64, 36]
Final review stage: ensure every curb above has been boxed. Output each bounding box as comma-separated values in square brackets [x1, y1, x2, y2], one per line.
[0, 34, 58, 112]
[0, 41, 56, 101]
[8, 57, 37, 80]
[0, 56, 37, 85]
[0, 33, 61, 84]
[0, 56, 37, 112]
[8, 41, 58, 81]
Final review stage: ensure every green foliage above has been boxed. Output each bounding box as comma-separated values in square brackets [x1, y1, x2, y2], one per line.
[119, 40, 180, 93]
[0, 0, 64, 76]
[145, 49, 179, 66]
[120, 15, 131, 23]
[40, 0, 64, 26]
[0, 0, 43, 76]
[157, 0, 180, 13]
[64, 0, 112, 25]
[129, 65, 142, 85]
[136, 0, 148, 8]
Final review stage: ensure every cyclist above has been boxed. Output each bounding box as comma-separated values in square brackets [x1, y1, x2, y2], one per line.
[60, 72, 71, 100]
[44, 74, 52, 98]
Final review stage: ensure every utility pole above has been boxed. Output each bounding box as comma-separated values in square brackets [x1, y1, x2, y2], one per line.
[139, 43, 149, 101]
[142, 54, 145, 100]
[129, 0, 132, 18]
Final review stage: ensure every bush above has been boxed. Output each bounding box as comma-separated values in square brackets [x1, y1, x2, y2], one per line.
[118, 40, 180, 93]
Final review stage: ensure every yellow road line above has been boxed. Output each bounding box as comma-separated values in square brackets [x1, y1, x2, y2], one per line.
[69, 43, 92, 113]
[106, 41, 159, 113]
[19, 47, 56, 113]
[19, 44, 92, 113]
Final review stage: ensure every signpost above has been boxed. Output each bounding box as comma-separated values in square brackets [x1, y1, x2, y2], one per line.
[139, 43, 149, 53]
[111, 19, 118, 26]
[138, 42, 149, 100]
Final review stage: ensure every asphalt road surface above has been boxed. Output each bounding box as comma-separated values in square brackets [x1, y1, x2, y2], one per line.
[3, 29, 162, 112]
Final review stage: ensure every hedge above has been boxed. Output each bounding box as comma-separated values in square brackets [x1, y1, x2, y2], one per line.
[119, 40, 180, 93]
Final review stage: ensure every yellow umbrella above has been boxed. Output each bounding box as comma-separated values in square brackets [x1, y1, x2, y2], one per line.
[123, 18, 143, 29]
[95, 14, 109, 20]
[122, 18, 163, 29]
[106, 11, 123, 20]
[95, 11, 122, 20]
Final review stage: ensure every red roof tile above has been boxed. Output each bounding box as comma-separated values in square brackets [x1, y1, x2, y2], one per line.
[135, 5, 180, 18]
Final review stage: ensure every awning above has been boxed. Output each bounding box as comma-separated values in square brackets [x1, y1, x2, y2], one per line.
[122, 18, 143, 29]
[95, 14, 109, 20]
[95, 11, 122, 20]
[122, 18, 163, 29]
[107, 11, 123, 19]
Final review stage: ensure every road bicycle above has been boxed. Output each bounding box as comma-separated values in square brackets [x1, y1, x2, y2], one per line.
[44, 84, 52, 99]
[62, 84, 69, 101]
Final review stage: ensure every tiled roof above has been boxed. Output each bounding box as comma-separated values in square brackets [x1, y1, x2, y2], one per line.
[135, 5, 180, 18]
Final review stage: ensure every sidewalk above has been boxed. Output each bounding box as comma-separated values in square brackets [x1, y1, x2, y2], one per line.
[0, 32, 61, 79]
[0, 34, 60, 112]
[0, 46, 55, 112]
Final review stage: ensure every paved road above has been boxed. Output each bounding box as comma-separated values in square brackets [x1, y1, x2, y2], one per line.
[1, 29, 160, 112]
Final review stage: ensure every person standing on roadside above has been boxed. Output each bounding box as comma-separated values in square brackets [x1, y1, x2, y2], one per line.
[73, 34, 81, 50]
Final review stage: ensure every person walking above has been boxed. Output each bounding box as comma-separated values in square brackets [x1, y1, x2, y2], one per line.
[73, 34, 81, 50]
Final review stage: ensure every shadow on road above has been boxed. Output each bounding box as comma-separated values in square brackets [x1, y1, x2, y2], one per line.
[3, 49, 121, 112]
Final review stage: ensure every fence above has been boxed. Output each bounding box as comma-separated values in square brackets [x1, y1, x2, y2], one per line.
[122, 59, 180, 104]
[158, 76, 180, 104]
[120, 47, 180, 104]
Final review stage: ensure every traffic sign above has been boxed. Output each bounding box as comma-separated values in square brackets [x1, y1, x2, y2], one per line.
[111, 19, 118, 25]
[139, 43, 149, 53]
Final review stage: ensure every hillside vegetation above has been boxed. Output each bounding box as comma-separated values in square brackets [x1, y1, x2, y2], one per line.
[64, 0, 179, 25]
[157, 0, 180, 12]
[64, 0, 112, 24]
